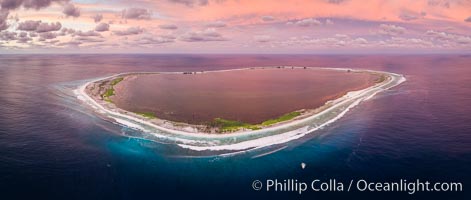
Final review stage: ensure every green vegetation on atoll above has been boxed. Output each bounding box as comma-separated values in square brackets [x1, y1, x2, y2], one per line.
[209, 118, 261, 132]
[210, 111, 302, 133]
[260, 111, 301, 126]
[101, 77, 124, 103]
[135, 112, 157, 119]
[110, 77, 124, 86]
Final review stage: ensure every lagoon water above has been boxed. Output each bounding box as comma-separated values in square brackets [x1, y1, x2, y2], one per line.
[112, 68, 377, 124]
[0, 55, 470, 199]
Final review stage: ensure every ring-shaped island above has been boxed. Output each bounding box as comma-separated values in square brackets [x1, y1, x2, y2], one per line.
[76, 67, 405, 151]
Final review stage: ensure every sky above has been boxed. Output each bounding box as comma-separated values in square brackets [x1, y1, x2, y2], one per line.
[0, 0, 470, 54]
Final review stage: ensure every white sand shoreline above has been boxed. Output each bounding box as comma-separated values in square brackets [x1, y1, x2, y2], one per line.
[74, 67, 406, 151]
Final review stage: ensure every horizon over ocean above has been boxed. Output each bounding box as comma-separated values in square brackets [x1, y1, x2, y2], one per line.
[0, 54, 470, 199]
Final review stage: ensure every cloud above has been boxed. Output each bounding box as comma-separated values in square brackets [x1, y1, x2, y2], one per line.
[0, 0, 69, 31]
[158, 24, 178, 30]
[399, 14, 419, 21]
[327, 0, 348, 4]
[17, 20, 41, 31]
[161, 35, 177, 40]
[334, 34, 349, 39]
[325, 19, 334, 25]
[426, 30, 471, 45]
[57, 40, 81, 47]
[60, 27, 75, 35]
[180, 28, 227, 42]
[1, 0, 470, 52]
[288, 18, 322, 27]
[43, 39, 59, 44]
[0, 0, 22, 10]
[399, 11, 426, 21]
[113, 27, 144, 36]
[168, 0, 209, 7]
[17, 31, 31, 43]
[63, 3, 80, 17]
[353, 37, 368, 44]
[92, 14, 103, 23]
[0, 10, 9, 30]
[378, 24, 406, 36]
[18, 20, 64, 33]
[383, 37, 434, 48]
[206, 21, 226, 28]
[121, 8, 151, 20]
[254, 35, 272, 43]
[95, 23, 109, 32]
[282, 36, 340, 47]
[261, 16, 275, 22]
[0, 0, 70, 10]
[427, 0, 450, 8]
[280, 34, 370, 48]
[0, 31, 16, 41]
[75, 36, 105, 43]
[36, 22, 62, 33]
[39, 32, 58, 40]
[134, 36, 175, 45]
[74, 30, 101, 37]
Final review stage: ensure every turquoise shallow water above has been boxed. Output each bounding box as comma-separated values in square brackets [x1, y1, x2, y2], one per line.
[0, 55, 470, 199]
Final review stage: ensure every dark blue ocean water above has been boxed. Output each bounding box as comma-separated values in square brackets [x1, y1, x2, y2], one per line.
[0, 55, 470, 200]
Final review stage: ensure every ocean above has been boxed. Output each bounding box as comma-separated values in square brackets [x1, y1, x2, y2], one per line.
[0, 54, 469, 199]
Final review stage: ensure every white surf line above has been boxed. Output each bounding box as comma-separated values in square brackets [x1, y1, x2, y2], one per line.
[75, 67, 405, 151]
[251, 146, 288, 159]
